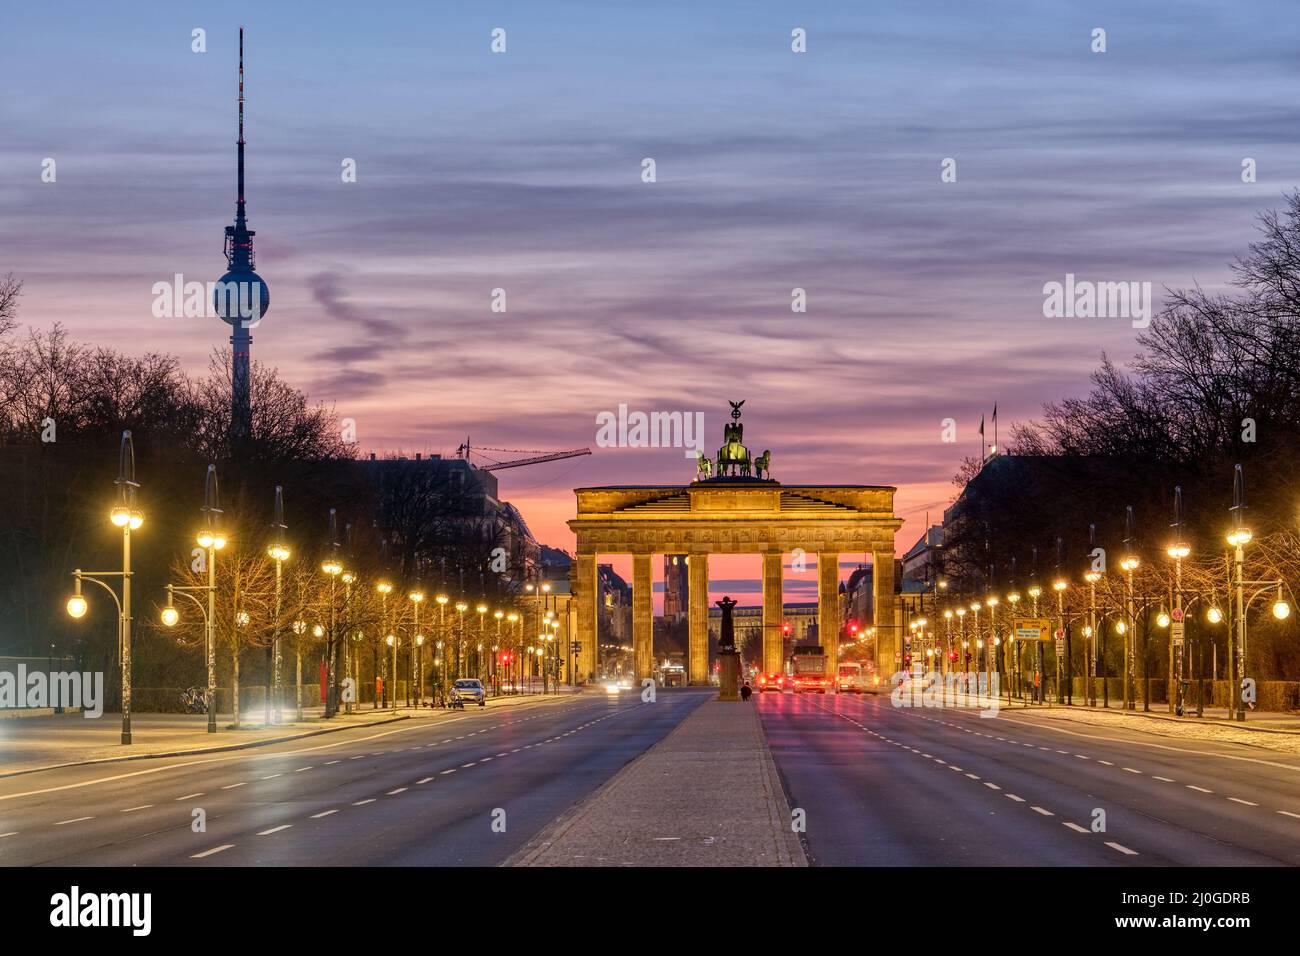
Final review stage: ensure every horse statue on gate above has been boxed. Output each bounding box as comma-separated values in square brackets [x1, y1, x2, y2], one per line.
[753, 449, 771, 480]
[695, 452, 713, 481]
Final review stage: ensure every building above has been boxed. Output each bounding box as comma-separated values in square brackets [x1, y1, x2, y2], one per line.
[707, 601, 819, 658]
[663, 554, 689, 622]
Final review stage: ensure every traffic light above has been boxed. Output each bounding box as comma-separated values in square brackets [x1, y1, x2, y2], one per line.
[782, 622, 791, 636]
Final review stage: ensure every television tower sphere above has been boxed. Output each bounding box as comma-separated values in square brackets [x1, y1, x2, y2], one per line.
[212, 268, 270, 326]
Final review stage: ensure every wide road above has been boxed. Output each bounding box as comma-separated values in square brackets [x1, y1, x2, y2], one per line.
[0, 689, 708, 866]
[759, 689, 1300, 866]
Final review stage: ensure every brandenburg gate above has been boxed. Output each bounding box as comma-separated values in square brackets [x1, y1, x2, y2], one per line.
[568, 403, 902, 683]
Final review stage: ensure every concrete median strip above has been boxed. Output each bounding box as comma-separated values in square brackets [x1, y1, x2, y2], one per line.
[509, 700, 807, 867]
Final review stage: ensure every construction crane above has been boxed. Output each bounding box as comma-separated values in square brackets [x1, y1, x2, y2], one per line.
[455, 439, 591, 472]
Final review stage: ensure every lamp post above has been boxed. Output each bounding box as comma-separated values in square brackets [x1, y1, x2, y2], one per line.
[493, 609, 504, 695]
[341, 571, 356, 713]
[476, 603, 488, 682]
[506, 612, 519, 693]
[1120, 506, 1140, 711]
[197, 465, 225, 732]
[408, 590, 425, 707]
[320, 509, 343, 718]
[1168, 486, 1190, 716]
[1227, 464, 1250, 722]
[435, 593, 449, 702]
[266, 486, 290, 726]
[1084, 522, 1101, 708]
[453, 601, 468, 698]
[1053, 576, 1069, 704]
[377, 581, 394, 712]
[66, 430, 143, 745]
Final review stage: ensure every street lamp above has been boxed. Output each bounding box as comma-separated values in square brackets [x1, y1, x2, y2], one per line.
[321, 509, 343, 717]
[266, 486, 290, 726]
[377, 581, 394, 711]
[409, 590, 425, 707]
[1227, 464, 1250, 721]
[65, 431, 143, 745]
[453, 601, 468, 699]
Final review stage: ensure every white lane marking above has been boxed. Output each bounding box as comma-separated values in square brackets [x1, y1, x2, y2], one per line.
[1187, 785, 1213, 793]
[191, 844, 234, 858]
[352, 799, 376, 806]
[1005, 794, 1025, 802]
[460, 762, 476, 768]
[53, 816, 94, 826]
[1063, 822, 1089, 833]
[1153, 776, 1175, 783]
[261, 774, 282, 780]
[120, 804, 153, 813]
[311, 809, 339, 818]
[1106, 841, 1138, 856]
[950, 766, 963, 772]
[222, 782, 246, 789]
[349, 755, 365, 760]
[965, 773, 980, 780]
[1031, 806, 1054, 816]
[258, 825, 293, 835]
[480, 757, 493, 763]
[1228, 797, 1259, 806]
[1279, 810, 1300, 819]
[325, 760, 340, 765]
[1122, 768, 1142, 774]
[416, 777, 434, 784]
[1097, 760, 1114, 766]
[387, 787, 408, 795]
[984, 782, 1001, 790]
[176, 793, 204, 800]
[0, 832, 16, 838]
[441, 769, 457, 775]
[1074, 754, 1089, 760]
[993, 712, 1300, 774]
[496, 753, 508, 758]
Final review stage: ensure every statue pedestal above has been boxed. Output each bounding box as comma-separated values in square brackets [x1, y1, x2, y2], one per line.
[718, 650, 741, 701]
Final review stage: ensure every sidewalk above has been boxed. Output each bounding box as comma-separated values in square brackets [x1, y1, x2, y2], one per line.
[1001, 701, 1300, 755]
[511, 699, 807, 867]
[0, 692, 574, 777]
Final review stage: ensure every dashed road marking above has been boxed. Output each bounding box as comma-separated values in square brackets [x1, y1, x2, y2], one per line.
[192, 844, 234, 858]
[311, 810, 339, 818]
[53, 816, 93, 826]
[258, 825, 292, 835]
[120, 805, 152, 813]
[1063, 822, 1089, 833]
[1106, 841, 1138, 856]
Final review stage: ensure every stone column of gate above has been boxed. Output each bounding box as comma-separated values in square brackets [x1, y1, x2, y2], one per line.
[872, 549, 896, 677]
[818, 552, 840, 677]
[762, 552, 784, 675]
[632, 553, 654, 680]
[573, 551, 599, 682]
[688, 553, 710, 684]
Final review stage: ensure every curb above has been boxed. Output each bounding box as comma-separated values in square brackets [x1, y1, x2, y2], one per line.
[0, 714, 413, 780]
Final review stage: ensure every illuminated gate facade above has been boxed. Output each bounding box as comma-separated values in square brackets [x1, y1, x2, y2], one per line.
[568, 481, 901, 683]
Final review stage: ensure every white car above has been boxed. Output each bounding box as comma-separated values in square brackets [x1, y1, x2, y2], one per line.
[450, 678, 486, 707]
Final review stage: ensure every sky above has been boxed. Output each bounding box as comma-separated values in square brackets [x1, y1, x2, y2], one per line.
[4, 0, 1300, 604]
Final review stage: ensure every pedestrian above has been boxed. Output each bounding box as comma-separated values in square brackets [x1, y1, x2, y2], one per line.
[740, 681, 752, 701]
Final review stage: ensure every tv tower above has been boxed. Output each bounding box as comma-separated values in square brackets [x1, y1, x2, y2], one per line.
[213, 27, 270, 451]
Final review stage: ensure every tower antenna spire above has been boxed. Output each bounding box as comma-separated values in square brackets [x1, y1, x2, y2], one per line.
[237, 25, 245, 225]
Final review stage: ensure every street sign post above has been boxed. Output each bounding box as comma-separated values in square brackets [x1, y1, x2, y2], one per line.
[1014, 618, 1052, 641]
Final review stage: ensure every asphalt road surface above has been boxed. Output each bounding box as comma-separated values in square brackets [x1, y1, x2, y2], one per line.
[759, 689, 1300, 866]
[0, 690, 708, 866]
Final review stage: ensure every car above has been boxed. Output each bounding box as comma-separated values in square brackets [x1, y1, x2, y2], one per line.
[757, 673, 786, 692]
[450, 678, 486, 707]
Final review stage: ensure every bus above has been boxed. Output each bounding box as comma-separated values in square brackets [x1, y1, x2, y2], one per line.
[836, 660, 871, 693]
